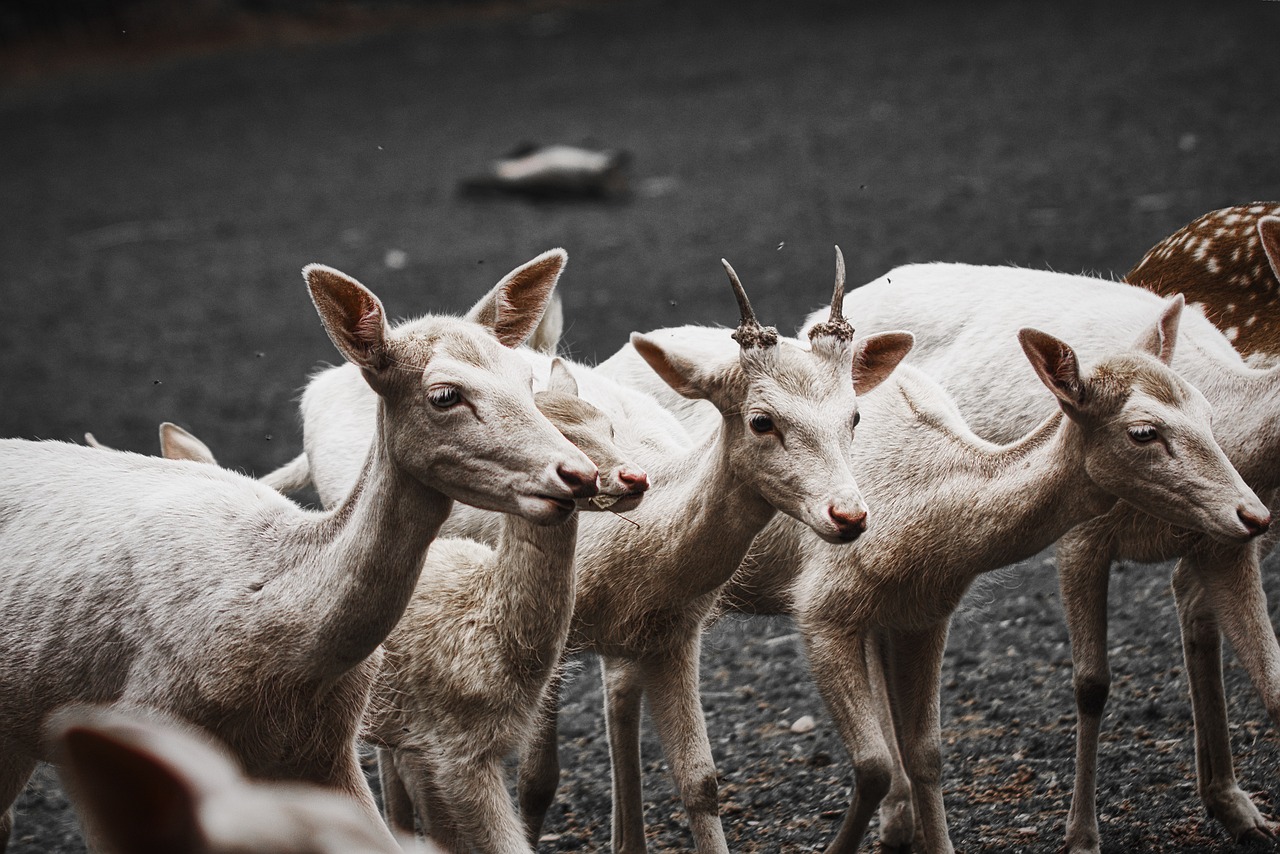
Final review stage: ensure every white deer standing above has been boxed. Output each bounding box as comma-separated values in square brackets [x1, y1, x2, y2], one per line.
[823, 262, 1280, 853]
[265, 252, 914, 852]
[0, 250, 597, 851]
[364, 361, 650, 854]
[601, 283, 1265, 853]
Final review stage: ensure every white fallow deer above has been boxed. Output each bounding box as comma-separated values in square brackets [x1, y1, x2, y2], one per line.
[603, 274, 1265, 853]
[1127, 202, 1280, 365]
[0, 250, 598, 852]
[263, 252, 914, 853]
[363, 361, 649, 854]
[47, 705, 435, 854]
[823, 262, 1280, 853]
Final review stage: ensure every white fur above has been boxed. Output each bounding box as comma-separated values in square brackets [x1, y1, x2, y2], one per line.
[814, 262, 1280, 852]
[365, 371, 649, 854]
[269, 263, 913, 852]
[0, 251, 596, 850]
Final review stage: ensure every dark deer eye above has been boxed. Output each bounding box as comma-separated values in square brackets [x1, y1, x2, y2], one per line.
[1127, 425, 1158, 444]
[852, 411, 861, 429]
[428, 386, 461, 409]
[749, 414, 775, 434]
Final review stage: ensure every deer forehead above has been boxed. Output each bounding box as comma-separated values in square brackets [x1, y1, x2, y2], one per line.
[398, 328, 534, 391]
[746, 343, 854, 402]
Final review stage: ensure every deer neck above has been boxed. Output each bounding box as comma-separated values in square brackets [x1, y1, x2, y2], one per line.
[623, 422, 777, 601]
[287, 400, 454, 680]
[963, 410, 1114, 568]
[486, 512, 580, 640]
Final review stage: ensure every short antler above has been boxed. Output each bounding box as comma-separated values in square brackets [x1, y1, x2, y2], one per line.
[808, 246, 855, 343]
[722, 259, 779, 348]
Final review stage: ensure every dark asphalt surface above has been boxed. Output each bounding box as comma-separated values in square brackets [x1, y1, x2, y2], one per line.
[3, 1, 1280, 851]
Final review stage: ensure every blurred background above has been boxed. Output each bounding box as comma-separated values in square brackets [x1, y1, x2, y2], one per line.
[3, 1, 1280, 851]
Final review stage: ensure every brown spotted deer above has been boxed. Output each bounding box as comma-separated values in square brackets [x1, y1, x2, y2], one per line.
[821, 262, 1280, 853]
[1127, 202, 1280, 363]
[0, 251, 597, 851]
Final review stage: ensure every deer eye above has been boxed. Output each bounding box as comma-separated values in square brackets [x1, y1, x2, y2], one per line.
[428, 386, 462, 409]
[852, 411, 861, 429]
[1127, 425, 1159, 444]
[749, 413, 775, 434]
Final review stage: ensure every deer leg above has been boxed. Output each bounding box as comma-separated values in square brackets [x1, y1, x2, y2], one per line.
[1177, 545, 1280, 842]
[432, 743, 530, 854]
[1056, 530, 1114, 854]
[870, 628, 917, 852]
[602, 655, 651, 853]
[639, 640, 729, 854]
[378, 747, 416, 836]
[803, 626, 895, 854]
[394, 749, 465, 854]
[885, 622, 955, 854]
[517, 669, 562, 846]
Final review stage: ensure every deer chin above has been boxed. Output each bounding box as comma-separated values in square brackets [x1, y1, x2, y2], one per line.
[514, 493, 578, 525]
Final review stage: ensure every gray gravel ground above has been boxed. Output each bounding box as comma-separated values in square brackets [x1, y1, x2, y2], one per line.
[3, 1, 1280, 851]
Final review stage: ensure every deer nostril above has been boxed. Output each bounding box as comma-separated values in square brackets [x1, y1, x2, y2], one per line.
[617, 468, 650, 493]
[1239, 508, 1272, 537]
[828, 506, 868, 533]
[557, 463, 599, 498]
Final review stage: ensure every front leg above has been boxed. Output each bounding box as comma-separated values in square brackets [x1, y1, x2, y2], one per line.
[1176, 545, 1280, 843]
[602, 655, 651, 853]
[378, 747, 416, 836]
[802, 625, 895, 854]
[638, 641, 729, 854]
[517, 668, 563, 846]
[884, 622, 954, 854]
[1055, 527, 1115, 854]
[869, 628, 917, 852]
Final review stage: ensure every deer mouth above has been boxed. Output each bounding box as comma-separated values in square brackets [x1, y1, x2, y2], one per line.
[579, 489, 646, 513]
[538, 495, 578, 514]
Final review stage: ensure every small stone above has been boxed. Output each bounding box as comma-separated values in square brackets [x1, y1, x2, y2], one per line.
[790, 714, 816, 734]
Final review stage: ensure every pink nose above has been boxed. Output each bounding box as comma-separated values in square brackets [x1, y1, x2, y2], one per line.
[617, 468, 650, 493]
[828, 506, 867, 540]
[1239, 508, 1272, 538]
[557, 463, 599, 498]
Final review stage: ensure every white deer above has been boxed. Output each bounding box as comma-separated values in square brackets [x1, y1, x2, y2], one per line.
[0, 250, 598, 851]
[821, 262, 1280, 853]
[262, 252, 914, 852]
[601, 286, 1265, 853]
[47, 705, 435, 854]
[364, 361, 649, 854]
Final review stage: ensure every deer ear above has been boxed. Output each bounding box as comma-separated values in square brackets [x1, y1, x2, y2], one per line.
[851, 331, 914, 394]
[49, 712, 213, 853]
[158, 422, 217, 465]
[1259, 216, 1280, 283]
[1131, 294, 1182, 365]
[305, 264, 390, 372]
[465, 249, 567, 348]
[546, 358, 580, 397]
[1019, 328, 1086, 415]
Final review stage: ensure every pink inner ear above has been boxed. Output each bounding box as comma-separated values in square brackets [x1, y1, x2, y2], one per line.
[354, 307, 383, 346]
